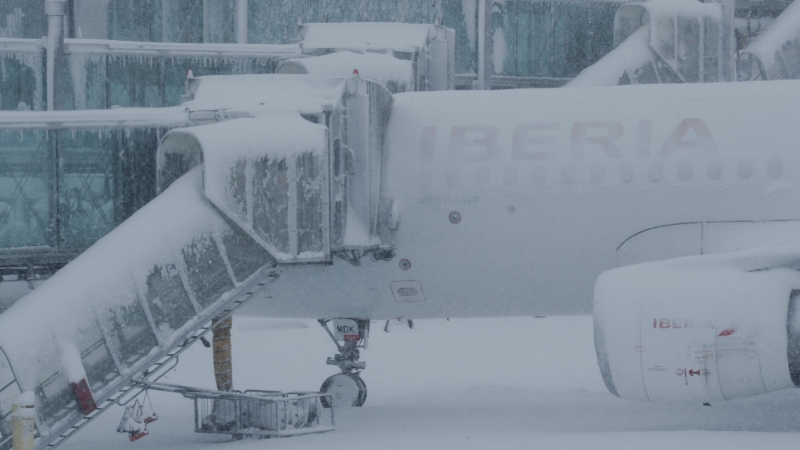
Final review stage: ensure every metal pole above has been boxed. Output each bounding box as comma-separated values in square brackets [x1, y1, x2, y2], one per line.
[12, 393, 35, 450]
[719, 0, 736, 81]
[477, 0, 493, 90]
[236, 0, 248, 44]
[45, 0, 67, 111]
[477, 0, 485, 89]
[203, 0, 210, 43]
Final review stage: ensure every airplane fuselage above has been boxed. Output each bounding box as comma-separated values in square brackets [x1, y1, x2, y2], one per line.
[240, 80, 800, 320]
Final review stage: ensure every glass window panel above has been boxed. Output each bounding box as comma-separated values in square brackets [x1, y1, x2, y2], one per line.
[219, 222, 274, 284]
[631, 62, 659, 84]
[74, 322, 119, 394]
[0, 381, 20, 421]
[34, 346, 74, 428]
[0, 130, 52, 250]
[227, 160, 247, 223]
[0, 350, 14, 390]
[182, 233, 234, 308]
[296, 153, 323, 254]
[109, 0, 163, 42]
[252, 157, 289, 254]
[677, 17, 700, 83]
[100, 297, 159, 368]
[145, 263, 196, 337]
[163, 0, 203, 43]
[0, 55, 39, 112]
[57, 130, 115, 249]
[656, 17, 676, 61]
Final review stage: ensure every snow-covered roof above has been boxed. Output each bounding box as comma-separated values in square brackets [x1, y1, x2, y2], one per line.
[277, 51, 413, 90]
[63, 38, 301, 58]
[0, 106, 190, 129]
[301, 22, 435, 53]
[184, 74, 348, 115]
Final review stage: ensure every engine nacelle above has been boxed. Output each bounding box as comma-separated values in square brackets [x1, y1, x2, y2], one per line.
[594, 248, 800, 404]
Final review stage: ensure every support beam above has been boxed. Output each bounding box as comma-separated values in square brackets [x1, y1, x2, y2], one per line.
[476, 0, 493, 90]
[236, 0, 248, 44]
[45, 0, 67, 111]
[719, 0, 736, 81]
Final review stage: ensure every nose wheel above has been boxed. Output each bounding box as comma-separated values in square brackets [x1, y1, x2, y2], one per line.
[320, 372, 367, 408]
[318, 319, 370, 408]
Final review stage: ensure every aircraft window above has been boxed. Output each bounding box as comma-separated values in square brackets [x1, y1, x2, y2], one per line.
[73, 322, 119, 394]
[738, 160, 754, 180]
[678, 160, 693, 181]
[101, 298, 159, 368]
[619, 163, 635, 183]
[182, 233, 234, 308]
[768, 158, 784, 179]
[648, 162, 664, 183]
[251, 156, 290, 254]
[145, 263, 197, 338]
[218, 225, 275, 284]
[296, 152, 324, 255]
[707, 160, 723, 181]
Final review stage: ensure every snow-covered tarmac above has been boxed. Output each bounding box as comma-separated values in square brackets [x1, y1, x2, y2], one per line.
[62, 316, 800, 450]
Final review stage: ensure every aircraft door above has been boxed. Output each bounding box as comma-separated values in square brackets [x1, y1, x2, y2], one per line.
[332, 79, 393, 252]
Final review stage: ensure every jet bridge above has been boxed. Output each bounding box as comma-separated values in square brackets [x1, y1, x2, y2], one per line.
[567, 0, 736, 87]
[0, 74, 393, 449]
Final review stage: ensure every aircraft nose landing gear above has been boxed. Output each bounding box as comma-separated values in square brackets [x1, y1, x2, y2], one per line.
[318, 319, 369, 408]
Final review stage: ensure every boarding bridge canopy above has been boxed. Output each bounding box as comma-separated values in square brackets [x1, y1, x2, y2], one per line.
[160, 116, 330, 263]
[161, 74, 394, 263]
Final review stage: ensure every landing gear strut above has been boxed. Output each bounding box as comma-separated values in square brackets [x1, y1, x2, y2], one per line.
[318, 319, 369, 408]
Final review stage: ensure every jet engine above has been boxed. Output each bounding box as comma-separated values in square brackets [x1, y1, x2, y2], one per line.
[594, 247, 800, 404]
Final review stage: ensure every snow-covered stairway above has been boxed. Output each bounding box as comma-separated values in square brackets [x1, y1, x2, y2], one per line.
[0, 167, 284, 450]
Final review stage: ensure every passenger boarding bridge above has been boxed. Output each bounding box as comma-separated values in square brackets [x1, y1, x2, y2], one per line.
[0, 74, 391, 449]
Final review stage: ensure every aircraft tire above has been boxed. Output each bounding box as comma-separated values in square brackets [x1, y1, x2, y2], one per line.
[320, 373, 367, 408]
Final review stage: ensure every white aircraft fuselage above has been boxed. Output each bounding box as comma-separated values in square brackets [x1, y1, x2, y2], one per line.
[241, 80, 800, 320]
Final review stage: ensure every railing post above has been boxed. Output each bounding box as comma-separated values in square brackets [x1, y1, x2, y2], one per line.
[12, 392, 35, 450]
[44, 0, 67, 111]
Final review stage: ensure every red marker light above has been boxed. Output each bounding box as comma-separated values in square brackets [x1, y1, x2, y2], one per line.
[353, 69, 359, 77]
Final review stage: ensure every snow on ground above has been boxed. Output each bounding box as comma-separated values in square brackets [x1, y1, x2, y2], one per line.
[61, 316, 800, 450]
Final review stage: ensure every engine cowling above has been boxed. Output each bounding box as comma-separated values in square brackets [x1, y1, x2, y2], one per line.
[594, 247, 800, 404]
